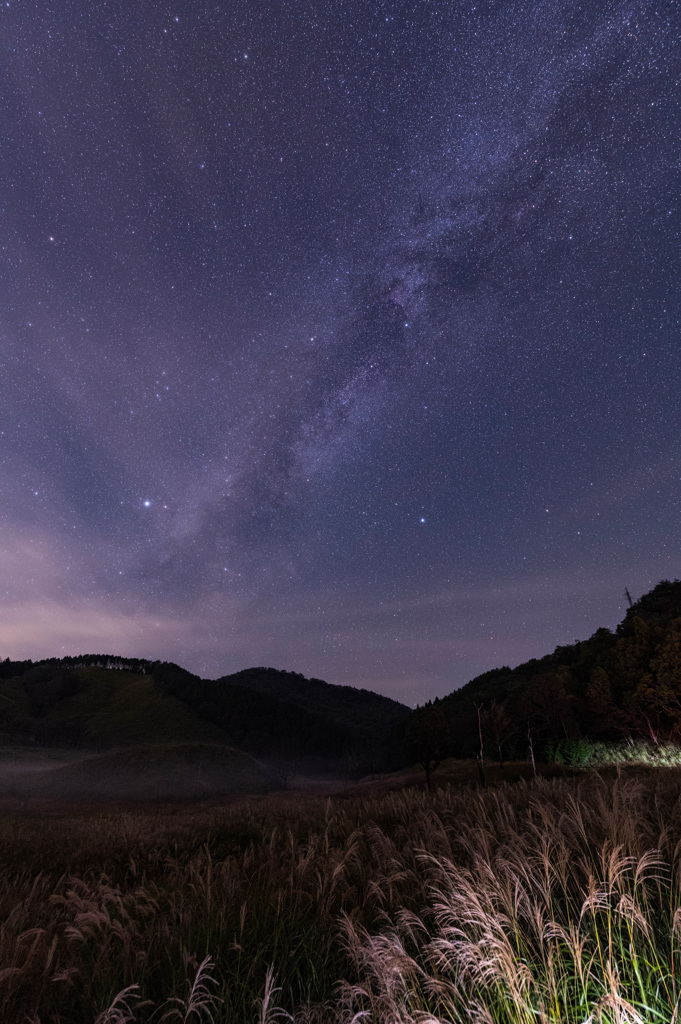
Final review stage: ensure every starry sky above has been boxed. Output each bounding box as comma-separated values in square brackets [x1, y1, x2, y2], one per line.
[2, 1, 679, 704]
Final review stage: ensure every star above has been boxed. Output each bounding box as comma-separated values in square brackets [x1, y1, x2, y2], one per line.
[0, 0, 674, 700]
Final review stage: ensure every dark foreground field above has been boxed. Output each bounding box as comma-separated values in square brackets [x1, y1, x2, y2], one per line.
[2, 763, 681, 1023]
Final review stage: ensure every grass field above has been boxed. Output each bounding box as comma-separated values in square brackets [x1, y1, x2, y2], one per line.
[1, 762, 680, 1022]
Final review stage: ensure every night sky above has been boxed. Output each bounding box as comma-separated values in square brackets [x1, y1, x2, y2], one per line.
[2, 1, 679, 704]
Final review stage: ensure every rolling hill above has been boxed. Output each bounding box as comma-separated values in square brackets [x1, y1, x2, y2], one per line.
[0, 657, 409, 773]
[6, 577, 678, 785]
[151, 661, 409, 764]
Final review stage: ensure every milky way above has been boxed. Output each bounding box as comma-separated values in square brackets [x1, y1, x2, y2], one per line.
[2, 1, 679, 702]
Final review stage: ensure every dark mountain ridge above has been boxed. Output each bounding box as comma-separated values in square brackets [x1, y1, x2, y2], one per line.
[3, 578, 680, 775]
[0, 656, 409, 769]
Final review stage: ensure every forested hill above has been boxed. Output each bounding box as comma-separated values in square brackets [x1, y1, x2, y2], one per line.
[152, 662, 408, 761]
[4, 578, 680, 768]
[0, 655, 408, 764]
[218, 666, 406, 736]
[430, 578, 681, 758]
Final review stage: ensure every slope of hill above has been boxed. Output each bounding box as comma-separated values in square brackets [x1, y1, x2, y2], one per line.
[0, 665, 230, 749]
[152, 662, 409, 764]
[9, 579, 679, 774]
[433, 578, 681, 758]
[220, 666, 408, 739]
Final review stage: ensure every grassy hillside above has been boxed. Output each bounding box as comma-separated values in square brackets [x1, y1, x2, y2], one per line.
[0, 665, 230, 749]
[4, 577, 679, 773]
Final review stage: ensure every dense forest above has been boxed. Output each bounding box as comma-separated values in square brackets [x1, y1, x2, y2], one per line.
[405, 578, 681, 771]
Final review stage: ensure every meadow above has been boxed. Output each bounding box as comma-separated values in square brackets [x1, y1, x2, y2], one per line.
[1, 762, 680, 1023]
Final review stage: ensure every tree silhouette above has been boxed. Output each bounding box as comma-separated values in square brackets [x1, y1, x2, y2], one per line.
[481, 699, 515, 767]
[404, 703, 450, 792]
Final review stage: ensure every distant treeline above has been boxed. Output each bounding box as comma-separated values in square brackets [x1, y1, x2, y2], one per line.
[3, 579, 681, 773]
[0, 654, 154, 679]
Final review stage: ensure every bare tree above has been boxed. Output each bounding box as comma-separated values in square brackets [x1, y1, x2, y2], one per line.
[527, 722, 537, 777]
[481, 699, 515, 767]
[474, 702, 486, 787]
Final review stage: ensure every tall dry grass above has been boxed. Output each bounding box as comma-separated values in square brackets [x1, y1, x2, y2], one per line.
[343, 773, 681, 1023]
[1, 770, 681, 1022]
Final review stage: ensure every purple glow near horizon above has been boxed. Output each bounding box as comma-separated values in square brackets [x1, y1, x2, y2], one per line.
[2, 2, 679, 703]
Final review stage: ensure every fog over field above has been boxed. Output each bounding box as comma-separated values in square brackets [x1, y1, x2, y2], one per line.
[0, 743, 278, 803]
